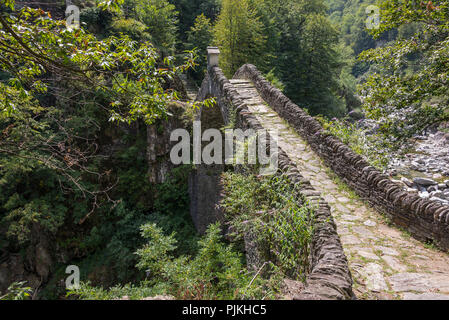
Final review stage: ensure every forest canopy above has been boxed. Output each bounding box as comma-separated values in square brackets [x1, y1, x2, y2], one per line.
[0, 0, 199, 296]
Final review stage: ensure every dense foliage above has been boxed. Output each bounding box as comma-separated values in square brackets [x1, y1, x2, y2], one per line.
[121, 0, 178, 54]
[71, 222, 277, 299]
[186, 13, 213, 82]
[170, 0, 356, 116]
[213, 0, 266, 77]
[72, 169, 316, 300]
[323, 1, 449, 166]
[317, 115, 390, 169]
[212, 0, 348, 116]
[220, 172, 315, 281]
[0, 0, 200, 298]
[359, 0, 449, 145]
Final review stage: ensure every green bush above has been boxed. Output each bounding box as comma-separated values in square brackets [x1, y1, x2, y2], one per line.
[264, 69, 285, 92]
[108, 18, 152, 41]
[220, 172, 315, 281]
[71, 223, 274, 300]
[317, 116, 391, 170]
[0, 281, 32, 300]
[149, 165, 199, 256]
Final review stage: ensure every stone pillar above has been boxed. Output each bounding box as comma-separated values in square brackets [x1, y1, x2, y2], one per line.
[207, 47, 220, 70]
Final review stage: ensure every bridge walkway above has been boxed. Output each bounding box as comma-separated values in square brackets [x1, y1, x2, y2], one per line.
[229, 79, 449, 300]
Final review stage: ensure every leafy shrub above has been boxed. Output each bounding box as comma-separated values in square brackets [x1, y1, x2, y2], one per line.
[108, 18, 152, 41]
[149, 165, 199, 256]
[317, 116, 391, 170]
[264, 69, 285, 92]
[0, 166, 70, 244]
[220, 172, 315, 281]
[71, 223, 274, 300]
[0, 281, 32, 300]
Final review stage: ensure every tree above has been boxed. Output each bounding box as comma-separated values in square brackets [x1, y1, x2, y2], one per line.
[359, 0, 449, 146]
[0, 0, 195, 243]
[254, 0, 344, 116]
[187, 14, 213, 80]
[122, 0, 179, 54]
[286, 11, 343, 116]
[213, 0, 266, 77]
[169, 0, 221, 43]
[72, 223, 269, 299]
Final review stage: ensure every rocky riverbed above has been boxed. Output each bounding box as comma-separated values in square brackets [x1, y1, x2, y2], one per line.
[386, 122, 449, 205]
[392, 176, 449, 205]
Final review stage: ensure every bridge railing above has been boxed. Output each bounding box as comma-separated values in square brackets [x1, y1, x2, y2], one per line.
[196, 48, 355, 299]
[233, 63, 449, 252]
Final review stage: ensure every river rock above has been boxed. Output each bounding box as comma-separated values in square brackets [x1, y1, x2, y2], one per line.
[406, 188, 418, 193]
[419, 191, 430, 199]
[430, 191, 443, 198]
[413, 177, 437, 187]
[433, 173, 443, 180]
[401, 177, 414, 187]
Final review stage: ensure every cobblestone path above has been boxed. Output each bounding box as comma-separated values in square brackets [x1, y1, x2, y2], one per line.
[230, 79, 449, 300]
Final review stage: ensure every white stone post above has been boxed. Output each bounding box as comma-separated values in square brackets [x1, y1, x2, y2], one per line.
[207, 47, 220, 69]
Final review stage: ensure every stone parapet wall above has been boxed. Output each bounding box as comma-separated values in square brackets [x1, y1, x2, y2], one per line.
[197, 66, 354, 300]
[233, 64, 449, 252]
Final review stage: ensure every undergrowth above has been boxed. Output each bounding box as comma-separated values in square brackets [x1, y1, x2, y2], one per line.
[220, 171, 315, 282]
[70, 223, 278, 300]
[316, 116, 391, 170]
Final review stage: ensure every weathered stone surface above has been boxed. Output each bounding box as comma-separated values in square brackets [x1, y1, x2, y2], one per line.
[389, 273, 434, 292]
[202, 63, 449, 301]
[335, 204, 351, 214]
[401, 177, 414, 187]
[337, 226, 350, 235]
[340, 235, 361, 245]
[341, 214, 362, 222]
[364, 220, 377, 227]
[413, 177, 438, 186]
[188, 164, 225, 234]
[147, 102, 187, 184]
[337, 197, 351, 203]
[35, 242, 52, 281]
[403, 292, 449, 300]
[231, 65, 449, 252]
[361, 263, 388, 292]
[357, 249, 380, 261]
[374, 246, 400, 256]
[352, 226, 374, 238]
[381, 255, 407, 272]
[282, 279, 305, 300]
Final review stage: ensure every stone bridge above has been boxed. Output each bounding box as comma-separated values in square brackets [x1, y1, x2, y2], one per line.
[188, 47, 449, 300]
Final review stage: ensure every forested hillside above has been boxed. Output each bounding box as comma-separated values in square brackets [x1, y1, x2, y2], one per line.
[1, 0, 449, 301]
[0, 0, 200, 299]
[322, 0, 449, 167]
